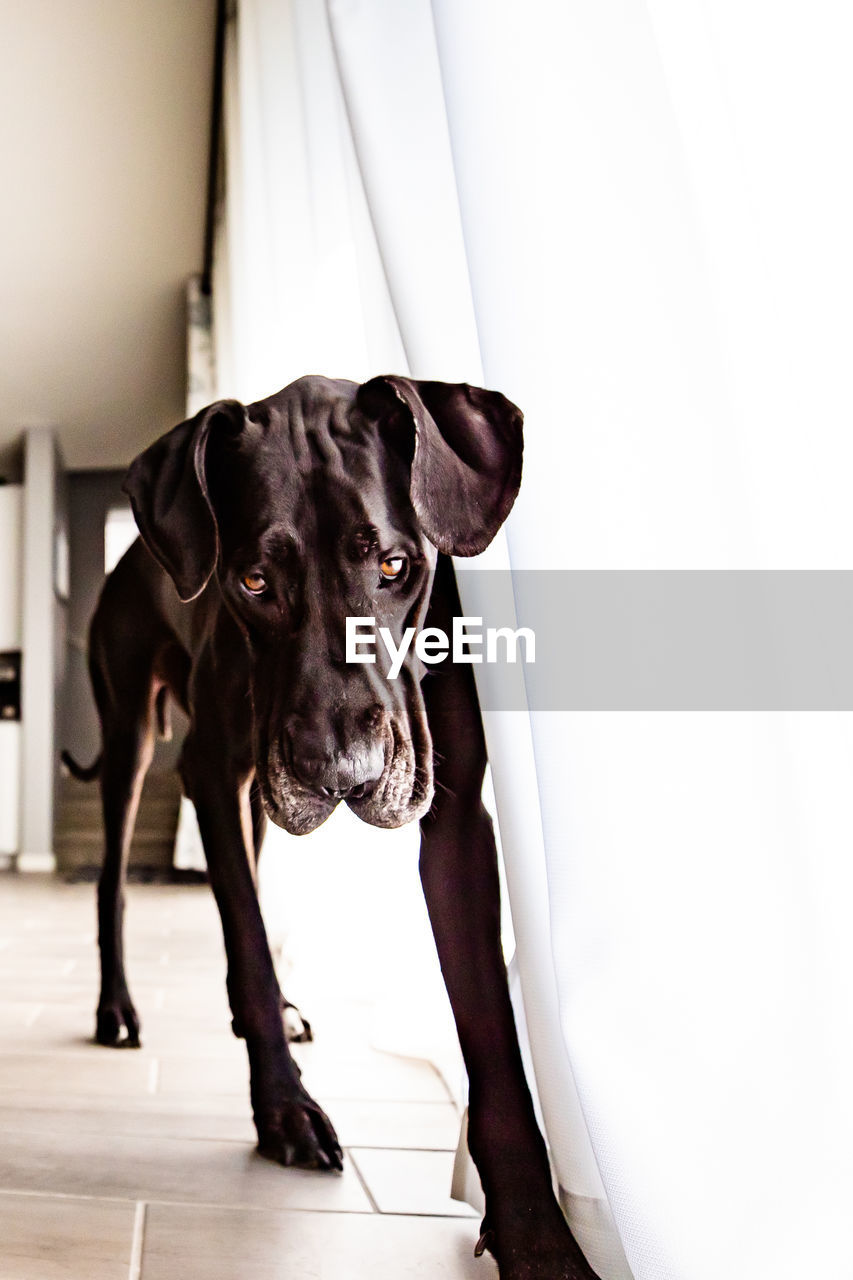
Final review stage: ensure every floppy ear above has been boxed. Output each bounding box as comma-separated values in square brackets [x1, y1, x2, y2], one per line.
[122, 399, 246, 601]
[356, 376, 523, 556]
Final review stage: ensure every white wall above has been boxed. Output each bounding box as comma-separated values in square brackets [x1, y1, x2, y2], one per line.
[19, 428, 66, 869]
[0, 0, 215, 470]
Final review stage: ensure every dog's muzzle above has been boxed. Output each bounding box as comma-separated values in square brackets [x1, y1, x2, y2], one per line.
[259, 715, 434, 836]
[287, 738, 385, 802]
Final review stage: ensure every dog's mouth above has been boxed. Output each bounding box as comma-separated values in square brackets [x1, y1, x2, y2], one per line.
[257, 772, 337, 837]
[258, 716, 434, 837]
[344, 718, 433, 829]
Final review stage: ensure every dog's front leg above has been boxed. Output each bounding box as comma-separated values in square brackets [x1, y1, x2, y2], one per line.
[182, 734, 341, 1171]
[420, 596, 599, 1278]
[419, 719, 598, 1277]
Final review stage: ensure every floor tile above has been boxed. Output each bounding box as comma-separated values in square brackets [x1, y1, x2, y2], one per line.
[0, 869, 489, 1279]
[0, 1191, 136, 1279]
[0, 955, 94, 980]
[155, 1052, 250, 1096]
[127, 1015, 243, 1057]
[155, 1043, 450, 1105]
[0, 981, 163, 1011]
[0, 1099, 256, 1145]
[0, 1001, 43, 1028]
[292, 1043, 451, 1104]
[0, 1127, 370, 1212]
[140, 1202, 494, 1279]
[0, 1051, 152, 1096]
[349, 1148, 478, 1217]
[0, 1093, 461, 1152]
[326, 1099, 461, 1151]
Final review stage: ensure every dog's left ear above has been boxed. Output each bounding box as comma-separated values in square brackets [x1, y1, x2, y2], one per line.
[123, 399, 246, 602]
[357, 376, 523, 556]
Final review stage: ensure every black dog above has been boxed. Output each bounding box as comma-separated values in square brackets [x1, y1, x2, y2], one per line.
[69, 375, 599, 1280]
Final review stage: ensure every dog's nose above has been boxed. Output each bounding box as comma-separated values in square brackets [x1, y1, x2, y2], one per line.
[292, 753, 384, 800]
[284, 718, 385, 799]
[318, 779, 375, 802]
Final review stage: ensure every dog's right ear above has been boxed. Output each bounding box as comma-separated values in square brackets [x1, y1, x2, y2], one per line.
[123, 400, 246, 602]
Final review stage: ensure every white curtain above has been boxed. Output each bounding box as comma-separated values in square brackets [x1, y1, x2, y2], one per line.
[435, 4, 853, 1277]
[215, 2, 853, 1277]
[429, 4, 853, 1278]
[214, 0, 405, 395]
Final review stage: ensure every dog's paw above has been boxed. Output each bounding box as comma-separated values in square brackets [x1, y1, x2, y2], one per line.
[95, 997, 141, 1048]
[282, 1001, 312, 1043]
[476, 1208, 601, 1280]
[256, 1094, 343, 1172]
[232, 1000, 313, 1044]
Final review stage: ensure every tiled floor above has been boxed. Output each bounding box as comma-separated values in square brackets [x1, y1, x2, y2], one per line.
[0, 871, 493, 1279]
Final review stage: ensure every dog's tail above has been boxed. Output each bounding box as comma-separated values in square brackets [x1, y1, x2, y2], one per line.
[60, 750, 102, 782]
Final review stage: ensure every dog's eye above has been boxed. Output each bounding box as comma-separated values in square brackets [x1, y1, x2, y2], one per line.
[379, 557, 405, 581]
[241, 572, 267, 595]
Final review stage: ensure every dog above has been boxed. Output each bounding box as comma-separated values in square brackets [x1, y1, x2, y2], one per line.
[65, 375, 599, 1280]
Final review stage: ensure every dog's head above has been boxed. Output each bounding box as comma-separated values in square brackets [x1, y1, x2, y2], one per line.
[124, 375, 522, 834]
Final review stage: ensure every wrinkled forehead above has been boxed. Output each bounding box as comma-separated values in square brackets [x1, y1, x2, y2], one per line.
[208, 382, 420, 556]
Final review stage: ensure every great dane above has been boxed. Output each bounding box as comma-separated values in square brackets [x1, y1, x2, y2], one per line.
[67, 375, 599, 1279]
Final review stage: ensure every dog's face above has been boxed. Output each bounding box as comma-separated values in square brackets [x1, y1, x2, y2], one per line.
[124, 375, 522, 835]
[202, 382, 439, 834]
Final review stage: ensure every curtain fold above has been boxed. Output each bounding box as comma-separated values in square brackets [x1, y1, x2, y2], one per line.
[213, 1, 853, 1276]
[214, 0, 406, 398]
